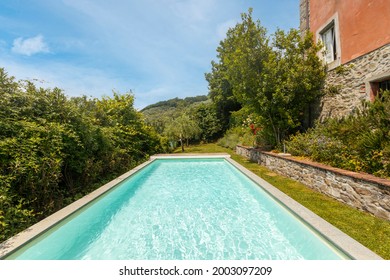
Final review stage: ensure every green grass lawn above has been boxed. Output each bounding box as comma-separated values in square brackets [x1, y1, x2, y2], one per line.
[174, 143, 390, 259]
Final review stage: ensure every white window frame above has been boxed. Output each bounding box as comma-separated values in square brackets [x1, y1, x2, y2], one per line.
[321, 24, 336, 63]
[316, 13, 341, 70]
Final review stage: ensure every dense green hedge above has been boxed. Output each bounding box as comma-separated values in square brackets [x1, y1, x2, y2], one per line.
[0, 68, 162, 242]
[286, 90, 390, 178]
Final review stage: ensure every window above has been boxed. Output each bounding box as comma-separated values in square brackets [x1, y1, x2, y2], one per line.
[379, 80, 390, 91]
[377, 79, 390, 99]
[369, 78, 390, 101]
[321, 23, 337, 63]
[316, 14, 340, 69]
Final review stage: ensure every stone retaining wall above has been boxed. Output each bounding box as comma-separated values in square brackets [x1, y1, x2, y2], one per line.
[236, 145, 390, 220]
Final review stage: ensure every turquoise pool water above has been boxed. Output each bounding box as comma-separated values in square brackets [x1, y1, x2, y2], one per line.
[5, 158, 348, 260]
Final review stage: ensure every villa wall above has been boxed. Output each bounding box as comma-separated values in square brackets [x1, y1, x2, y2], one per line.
[236, 145, 390, 221]
[308, 0, 390, 65]
[300, 0, 390, 120]
[319, 44, 390, 121]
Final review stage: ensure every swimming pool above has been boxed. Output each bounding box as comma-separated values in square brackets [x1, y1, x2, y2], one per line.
[0, 155, 380, 260]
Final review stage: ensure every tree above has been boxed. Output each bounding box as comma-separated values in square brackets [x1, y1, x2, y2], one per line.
[164, 114, 201, 151]
[205, 8, 268, 134]
[207, 9, 326, 146]
[192, 102, 223, 142]
[261, 29, 326, 144]
[205, 62, 241, 132]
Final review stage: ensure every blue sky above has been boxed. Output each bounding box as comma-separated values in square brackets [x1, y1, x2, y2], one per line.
[0, 0, 299, 109]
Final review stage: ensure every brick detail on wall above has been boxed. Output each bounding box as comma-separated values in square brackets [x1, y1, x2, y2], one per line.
[236, 145, 390, 220]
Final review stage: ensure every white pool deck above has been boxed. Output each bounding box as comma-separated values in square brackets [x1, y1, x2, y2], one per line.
[0, 153, 382, 260]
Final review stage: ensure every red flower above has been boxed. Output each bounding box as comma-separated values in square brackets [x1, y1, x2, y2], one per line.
[249, 123, 256, 135]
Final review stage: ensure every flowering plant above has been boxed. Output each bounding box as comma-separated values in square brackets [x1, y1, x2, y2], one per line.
[249, 123, 261, 135]
[241, 115, 262, 147]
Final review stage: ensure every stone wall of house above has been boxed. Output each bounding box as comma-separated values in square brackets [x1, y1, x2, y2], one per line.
[318, 44, 390, 121]
[236, 145, 390, 220]
[299, 0, 310, 33]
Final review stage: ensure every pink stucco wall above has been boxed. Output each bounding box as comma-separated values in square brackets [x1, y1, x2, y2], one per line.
[310, 0, 390, 64]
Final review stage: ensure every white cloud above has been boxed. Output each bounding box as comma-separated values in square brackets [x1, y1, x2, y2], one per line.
[12, 35, 50, 56]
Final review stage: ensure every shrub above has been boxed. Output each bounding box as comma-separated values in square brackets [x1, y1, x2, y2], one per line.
[0, 68, 163, 242]
[286, 90, 390, 178]
[218, 127, 244, 149]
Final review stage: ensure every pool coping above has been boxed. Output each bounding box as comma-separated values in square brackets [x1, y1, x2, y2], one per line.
[0, 153, 382, 260]
[150, 153, 231, 159]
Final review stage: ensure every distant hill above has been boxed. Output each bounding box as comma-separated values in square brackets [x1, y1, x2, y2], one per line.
[140, 95, 210, 134]
[141, 95, 208, 112]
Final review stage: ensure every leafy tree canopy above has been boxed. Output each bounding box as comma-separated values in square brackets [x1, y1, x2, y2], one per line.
[206, 8, 326, 146]
[164, 113, 201, 151]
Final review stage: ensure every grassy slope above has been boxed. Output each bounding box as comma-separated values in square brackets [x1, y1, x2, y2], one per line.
[174, 143, 390, 259]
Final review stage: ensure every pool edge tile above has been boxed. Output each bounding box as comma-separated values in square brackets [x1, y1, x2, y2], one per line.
[150, 153, 231, 159]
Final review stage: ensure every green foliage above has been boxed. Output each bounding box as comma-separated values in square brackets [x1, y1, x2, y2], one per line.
[142, 96, 205, 135]
[218, 127, 245, 149]
[324, 84, 342, 97]
[286, 90, 390, 178]
[0, 67, 162, 242]
[205, 61, 242, 132]
[334, 64, 354, 75]
[191, 102, 223, 142]
[164, 113, 201, 151]
[141, 95, 208, 112]
[217, 126, 261, 150]
[206, 9, 326, 146]
[0, 176, 36, 241]
[142, 95, 224, 146]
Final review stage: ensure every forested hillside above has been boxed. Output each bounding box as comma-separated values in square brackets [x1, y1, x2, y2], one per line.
[0, 68, 162, 242]
[142, 95, 223, 150]
[141, 95, 208, 112]
[141, 95, 209, 134]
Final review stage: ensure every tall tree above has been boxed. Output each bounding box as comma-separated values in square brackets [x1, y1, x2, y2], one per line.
[207, 9, 326, 146]
[205, 62, 241, 132]
[260, 29, 326, 144]
[192, 102, 223, 142]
